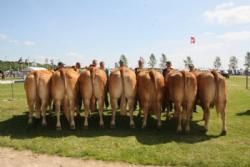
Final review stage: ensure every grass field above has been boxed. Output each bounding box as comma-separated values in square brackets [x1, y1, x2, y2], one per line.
[0, 76, 250, 167]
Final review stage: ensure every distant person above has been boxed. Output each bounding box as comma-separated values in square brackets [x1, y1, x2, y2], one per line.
[135, 59, 144, 75]
[162, 61, 174, 113]
[162, 61, 173, 77]
[55, 62, 65, 70]
[99, 61, 109, 108]
[99, 61, 109, 75]
[75, 62, 81, 69]
[134, 59, 145, 112]
[90, 59, 98, 68]
[73, 62, 83, 72]
[188, 64, 195, 72]
[119, 60, 125, 68]
[0, 70, 5, 79]
[188, 64, 198, 113]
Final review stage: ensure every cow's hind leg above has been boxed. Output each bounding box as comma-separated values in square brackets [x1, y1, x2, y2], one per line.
[156, 102, 162, 129]
[217, 101, 227, 135]
[184, 102, 193, 134]
[175, 103, 182, 133]
[69, 99, 76, 130]
[128, 97, 135, 128]
[110, 97, 117, 128]
[203, 103, 210, 132]
[55, 100, 62, 130]
[41, 101, 48, 127]
[142, 103, 149, 128]
[83, 99, 90, 129]
[28, 100, 35, 124]
[97, 97, 104, 128]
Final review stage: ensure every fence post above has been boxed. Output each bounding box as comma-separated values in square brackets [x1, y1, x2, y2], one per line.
[246, 68, 249, 89]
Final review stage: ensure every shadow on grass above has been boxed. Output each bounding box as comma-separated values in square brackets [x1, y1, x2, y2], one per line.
[0, 111, 222, 145]
[236, 110, 250, 116]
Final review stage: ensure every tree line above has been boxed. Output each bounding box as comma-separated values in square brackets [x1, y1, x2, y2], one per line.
[116, 52, 250, 70]
[0, 59, 52, 72]
[1, 52, 250, 71]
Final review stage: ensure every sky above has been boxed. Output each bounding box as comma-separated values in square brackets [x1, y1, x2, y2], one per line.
[0, 0, 250, 69]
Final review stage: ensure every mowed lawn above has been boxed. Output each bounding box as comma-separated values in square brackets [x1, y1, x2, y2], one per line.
[0, 76, 250, 167]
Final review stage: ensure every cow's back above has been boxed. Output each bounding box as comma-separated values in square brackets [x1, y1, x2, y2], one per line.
[165, 70, 184, 102]
[184, 71, 197, 104]
[24, 71, 36, 105]
[137, 71, 164, 106]
[79, 68, 107, 99]
[51, 71, 65, 100]
[109, 68, 136, 98]
[197, 72, 216, 106]
[35, 70, 53, 100]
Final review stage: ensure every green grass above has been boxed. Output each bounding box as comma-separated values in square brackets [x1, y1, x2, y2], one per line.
[0, 76, 250, 167]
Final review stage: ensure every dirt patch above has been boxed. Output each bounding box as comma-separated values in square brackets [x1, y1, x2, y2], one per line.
[0, 147, 162, 167]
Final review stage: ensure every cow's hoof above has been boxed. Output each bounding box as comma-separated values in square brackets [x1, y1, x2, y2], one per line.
[100, 124, 104, 129]
[176, 130, 182, 135]
[110, 124, 115, 129]
[83, 125, 88, 130]
[42, 123, 47, 128]
[141, 125, 146, 129]
[200, 127, 208, 133]
[220, 130, 227, 136]
[70, 125, 76, 130]
[56, 126, 62, 131]
[130, 124, 135, 129]
[184, 130, 190, 135]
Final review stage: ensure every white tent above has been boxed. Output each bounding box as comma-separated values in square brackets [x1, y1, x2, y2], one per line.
[22, 67, 47, 79]
[22, 66, 47, 72]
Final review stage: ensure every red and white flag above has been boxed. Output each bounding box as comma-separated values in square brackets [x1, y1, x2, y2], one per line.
[190, 36, 196, 44]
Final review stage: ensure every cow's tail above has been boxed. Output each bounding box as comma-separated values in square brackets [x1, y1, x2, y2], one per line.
[59, 69, 68, 93]
[120, 67, 126, 115]
[59, 69, 71, 122]
[33, 71, 41, 117]
[181, 71, 188, 119]
[90, 67, 96, 112]
[149, 70, 158, 113]
[211, 70, 220, 115]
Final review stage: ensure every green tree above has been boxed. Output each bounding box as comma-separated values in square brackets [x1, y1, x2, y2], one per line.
[229, 56, 238, 70]
[159, 53, 167, 68]
[148, 53, 157, 68]
[183, 56, 193, 68]
[114, 62, 119, 68]
[245, 52, 250, 68]
[214, 56, 222, 69]
[119, 54, 128, 67]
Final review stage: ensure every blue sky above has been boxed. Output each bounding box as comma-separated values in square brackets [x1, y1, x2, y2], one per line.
[0, 0, 250, 69]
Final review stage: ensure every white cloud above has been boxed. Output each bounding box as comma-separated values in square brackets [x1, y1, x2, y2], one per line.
[0, 32, 35, 47]
[23, 40, 35, 46]
[204, 2, 250, 25]
[9, 39, 19, 44]
[65, 51, 90, 66]
[0, 33, 7, 40]
[217, 31, 250, 41]
[180, 31, 250, 69]
[215, 2, 234, 9]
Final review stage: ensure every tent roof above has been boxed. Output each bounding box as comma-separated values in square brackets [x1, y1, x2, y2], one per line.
[22, 67, 47, 72]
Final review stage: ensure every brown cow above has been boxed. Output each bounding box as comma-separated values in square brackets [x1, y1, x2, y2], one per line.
[24, 70, 53, 126]
[79, 67, 107, 128]
[109, 67, 137, 128]
[196, 70, 227, 135]
[51, 67, 80, 130]
[137, 69, 164, 128]
[165, 70, 197, 133]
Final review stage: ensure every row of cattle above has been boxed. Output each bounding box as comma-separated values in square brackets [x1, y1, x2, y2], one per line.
[24, 67, 227, 135]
